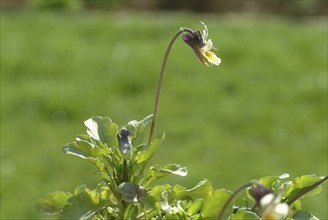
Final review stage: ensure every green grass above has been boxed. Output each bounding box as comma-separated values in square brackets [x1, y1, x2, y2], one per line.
[1, 11, 327, 218]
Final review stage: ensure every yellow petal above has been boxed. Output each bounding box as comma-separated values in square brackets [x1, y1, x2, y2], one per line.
[205, 51, 221, 65]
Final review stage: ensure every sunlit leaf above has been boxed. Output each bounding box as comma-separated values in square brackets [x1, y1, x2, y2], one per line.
[144, 164, 187, 187]
[187, 199, 203, 215]
[135, 133, 165, 164]
[149, 184, 172, 201]
[259, 175, 280, 188]
[284, 175, 323, 203]
[200, 189, 231, 219]
[172, 179, 212, 200]
[35, 191, 72, 215]
[74, 184, 88, 195]
[160, 191, 171, 213]
[127, 115, 153, 147]
[62, 141, 100, 159]
[84, 116, 118, 148]
[59, 190, 113, 220]
[95, 182, 111, 200]
[230, 209, 260, 220]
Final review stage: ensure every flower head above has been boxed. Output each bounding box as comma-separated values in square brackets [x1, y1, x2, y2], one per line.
[250, 185, 289, 220]
[259, 193, 289, 220]
[182, 22, 221, 66]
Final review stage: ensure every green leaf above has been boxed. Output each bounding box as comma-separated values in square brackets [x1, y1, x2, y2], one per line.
[59, 190, 112, 220]
[284, 175, 323, 203]
[95, 182, 111, 200]
[62, 140, 101, 159]
[139, 194, 159, 208]
[135, 133, 165, 164]
[290, 200, 302, 211]
[259, 175, 280, 188]
[84, 116, 118, 148]
[187, 199, 203, 215]
[127, 115, 152, 135]
[149, 184, 172, 201]
[127, 115, 153, 147]
[144, 164, 187, 187]
[118, 182, 147, 202]
[172, 179, 212, 200]
[230, 209, 260, 220]
[200, 189, 231, 219]
[292, 210, 319, 220]
[124, 203, 139, 220]
[74, 184, 88, 195]
[36, 191, 72, 215]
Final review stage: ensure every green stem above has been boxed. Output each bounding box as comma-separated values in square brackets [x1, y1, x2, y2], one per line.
[217, 181, 259, 220]
[148, 27, 193, 146]
[286, 176, 328, 205]
[123, 159, 128, 182]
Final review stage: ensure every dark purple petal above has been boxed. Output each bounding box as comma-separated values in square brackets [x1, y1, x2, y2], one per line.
[249, 184, 273, 204]
[182, 31, 203, 48]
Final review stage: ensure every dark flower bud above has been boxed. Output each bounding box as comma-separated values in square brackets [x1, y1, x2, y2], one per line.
[117, 128, 132, 160]
[249, 184, 273, 205]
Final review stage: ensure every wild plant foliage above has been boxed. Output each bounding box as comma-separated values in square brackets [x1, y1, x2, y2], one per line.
[36, 23, 327, 220]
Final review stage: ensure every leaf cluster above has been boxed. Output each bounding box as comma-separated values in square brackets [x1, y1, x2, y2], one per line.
[36, 115, 231, 219]
[36, 116, 327, 220]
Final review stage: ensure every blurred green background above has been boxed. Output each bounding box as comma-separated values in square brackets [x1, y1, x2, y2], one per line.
[1, 0, 327, 219]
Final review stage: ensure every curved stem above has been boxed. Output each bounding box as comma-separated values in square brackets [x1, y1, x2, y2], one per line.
[217, 181, 259, 220]
[148, 27, 193, 145]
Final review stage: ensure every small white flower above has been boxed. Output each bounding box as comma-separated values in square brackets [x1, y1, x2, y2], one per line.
[260, 193, 289, 220]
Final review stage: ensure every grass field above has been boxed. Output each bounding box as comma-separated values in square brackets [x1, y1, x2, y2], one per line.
[1, 10, 327, 219]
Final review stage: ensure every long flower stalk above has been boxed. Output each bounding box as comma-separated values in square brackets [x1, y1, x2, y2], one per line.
[147, 27, 193, 145]
[148, 23, 221, 145]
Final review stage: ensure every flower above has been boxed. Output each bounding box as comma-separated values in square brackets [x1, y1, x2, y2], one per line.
[249, 184, 273, 206]
[259, 193, 289, 220]
[182, 22, 221, 66]
[250, 184, 289, 220]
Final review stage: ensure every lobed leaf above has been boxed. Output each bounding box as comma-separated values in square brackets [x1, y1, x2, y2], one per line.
[200, 189, 231, 219]
[127, 115, 153, 147]
[35, 191, 72, 215]
[59, 187, 115, 220]
[172, 179, 212, 200]
[135, 133, 165, 164]
[148, 184, 172, 202]
[284, 175, 323, 203]
[62, 140, 101, 159]
[144, 164, 187, 187]
[84, 116, 119, 148]
[259, 175, 280, 188]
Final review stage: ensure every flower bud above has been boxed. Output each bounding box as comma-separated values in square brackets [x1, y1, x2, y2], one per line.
[117, 128, 132, 160]
[249, 184, 273, 205]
